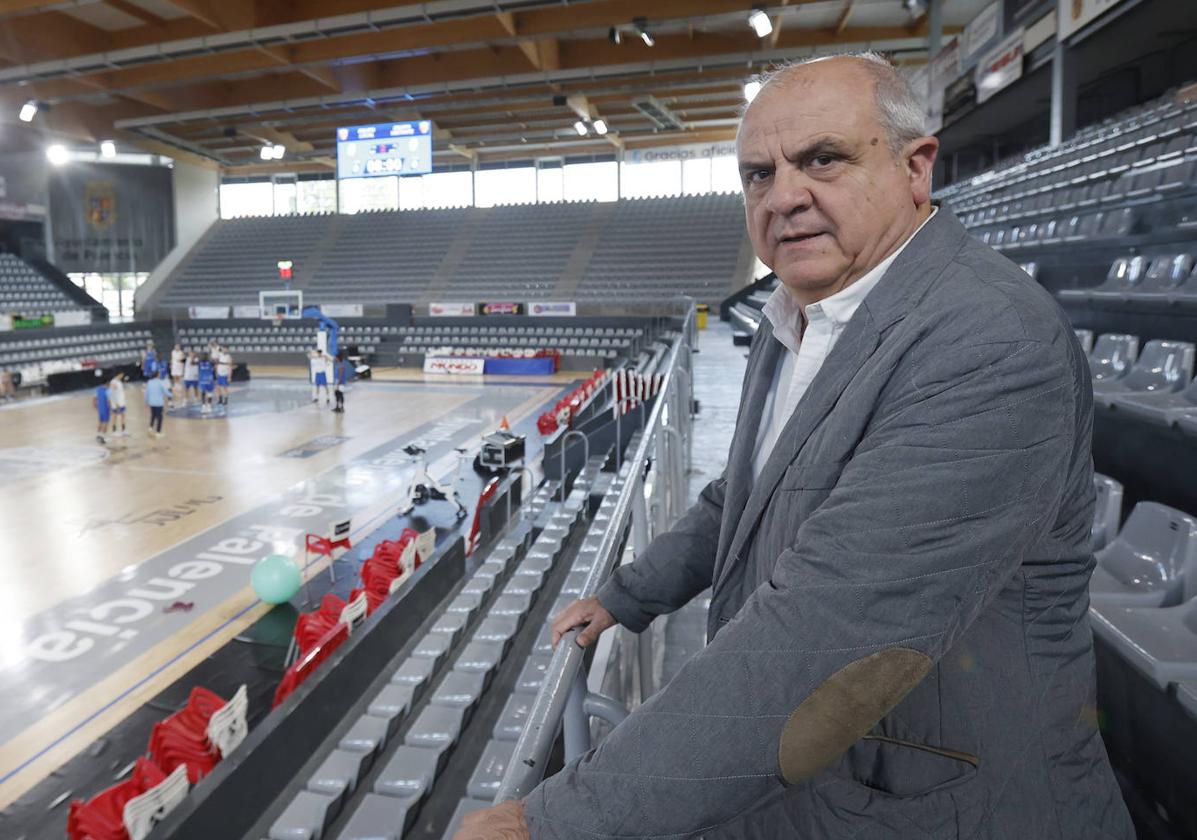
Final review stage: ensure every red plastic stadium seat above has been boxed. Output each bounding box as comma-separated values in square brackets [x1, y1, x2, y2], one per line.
[293, 593, 347, 656]
[272, 622, 350, 708]
[147, 686, 227, 783]
[67, 757, 166, 840]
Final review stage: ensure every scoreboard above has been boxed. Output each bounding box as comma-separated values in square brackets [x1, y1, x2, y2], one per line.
[336, 120, 433, 179]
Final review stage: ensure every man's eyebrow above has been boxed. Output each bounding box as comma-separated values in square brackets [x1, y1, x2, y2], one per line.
[785, 136, 854, 163]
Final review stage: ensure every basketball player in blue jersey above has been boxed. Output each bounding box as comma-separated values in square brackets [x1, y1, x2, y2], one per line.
[141, 342, 157, 380]
[93, 374, 111, 445]
[197, 353, 216, 415]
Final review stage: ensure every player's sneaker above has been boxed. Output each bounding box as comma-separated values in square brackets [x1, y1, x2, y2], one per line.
[96, 435, 106, 445]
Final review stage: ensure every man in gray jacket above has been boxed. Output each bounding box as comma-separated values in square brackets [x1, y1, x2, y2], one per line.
[460, 53, 1134, 839]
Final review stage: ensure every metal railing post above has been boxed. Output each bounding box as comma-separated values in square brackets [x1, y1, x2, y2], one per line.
[559, 429, 590, 501]
[494, 304, 695, 804]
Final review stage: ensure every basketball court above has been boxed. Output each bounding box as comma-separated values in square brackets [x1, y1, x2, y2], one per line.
[0, 368, 576, 810]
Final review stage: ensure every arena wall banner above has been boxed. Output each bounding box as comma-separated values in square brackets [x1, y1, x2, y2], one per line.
[528, 301, 577, 317]
[1057, 0, 1124, 40]
[188, 305, 229, 319]
[480, 302, 524, 316]
[232, 305, 261, 318]
[624, 141, 736, 164]
[959, 0, 1003, 71]
[424, 356, 486, 375]
[13, 314, 54, 329]
[48, 162, 175, 273]
[321, 303, 364, 318]
[54, 310, 91, 327]
[430, 302, 476, 317]
[975, 27, 1025, 104]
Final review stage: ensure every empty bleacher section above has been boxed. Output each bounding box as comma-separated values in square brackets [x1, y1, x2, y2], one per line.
[0, 252, 86, 316]
[0, 323, 150, 386]
[576, 194, 751, 305]
[163, 213, 335, 307]
[175, 321, 649, 367]
[150, 195, 751, 313]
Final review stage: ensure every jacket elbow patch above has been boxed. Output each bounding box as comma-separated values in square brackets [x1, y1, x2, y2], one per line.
[777, 647, 933, 785]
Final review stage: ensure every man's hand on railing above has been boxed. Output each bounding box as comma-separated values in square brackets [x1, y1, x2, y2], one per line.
[453, 800, 529, 840]
[551, 597, 616, 649]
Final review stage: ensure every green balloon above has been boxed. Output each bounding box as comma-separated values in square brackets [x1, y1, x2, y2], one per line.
[251, 554, 302, 605]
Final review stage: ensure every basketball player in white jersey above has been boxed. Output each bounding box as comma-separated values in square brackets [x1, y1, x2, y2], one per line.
[309, 349, 330, 406]
[182, 352, 200, 407]
[216, 345, 233, 411]
[170, 343, 185, 407]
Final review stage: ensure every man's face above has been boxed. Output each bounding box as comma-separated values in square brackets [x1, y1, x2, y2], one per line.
[737, 60, 935, 301]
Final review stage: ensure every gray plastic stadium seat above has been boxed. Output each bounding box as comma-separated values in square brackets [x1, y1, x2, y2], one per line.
[432, 670, 488, 709]
[1087, 333, 1139, 382]
[467, 740, 518, 800]
[447, 591, 485, 619]
[515, 654, 553, 694]
[1131, 254, 1195, 306]
[532, 623, 555, 656]
[1074, 329, 1094, 354]
[473, 615, 520, 647]
[374, 744, 442, 798]
[455, 640, 505, 677]
[1112, 370, 1197, 426]
[441, 799, 494, 840]
[430, 611, 470, 645]
[494, 693, 534, 741]
[461, 574, 498, 598]
[405, 704, 467, 751]
[503, 571, 543, 598]
[335, 793, 416, 840]
[1090, 597, 1197, 690]
[412, 631, 454, 668]
[268, 790, 338, 840]
[1060, 257, 1144, 304]
[339, 714, 390, 756]
[559, 570, 591, 597]
[490, 591, 534, 621]
[1092, 340, 1194, 407]
[1089, 502, 1197, 607]
[1091, 474, 1123, 552]
[391, 656, 436, 699]
[367, 684, 416, 737]
[307, 749, 371, 807]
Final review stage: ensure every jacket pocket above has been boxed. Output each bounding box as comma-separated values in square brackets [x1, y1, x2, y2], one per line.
[830, 733, 979, 799]
[778, 458, 845, 491]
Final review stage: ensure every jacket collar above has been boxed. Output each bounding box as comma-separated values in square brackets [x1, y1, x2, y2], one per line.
[714, 206, 969, 590]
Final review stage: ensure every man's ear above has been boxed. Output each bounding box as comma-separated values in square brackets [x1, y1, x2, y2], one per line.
[904, 136, 939, 206]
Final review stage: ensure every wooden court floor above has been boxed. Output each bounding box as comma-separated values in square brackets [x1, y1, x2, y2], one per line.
[0, 367, 574, 809]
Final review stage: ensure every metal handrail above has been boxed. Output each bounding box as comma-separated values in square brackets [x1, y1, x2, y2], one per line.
[495, 306, 694, 802]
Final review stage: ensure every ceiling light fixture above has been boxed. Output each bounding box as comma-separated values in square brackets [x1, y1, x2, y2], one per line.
[19, 100, 37, 122]
[633, 17, 654, 47]
[608, 26, 621, 45]
[748, 10, 773, 38]
[574, 120, 588, 136]
[271, 144, 285, 159]
[46, 144, 68, 166]
[100, 140, 116, 158]
[593, 119, 608, 135]
[744, 80, 762, 102]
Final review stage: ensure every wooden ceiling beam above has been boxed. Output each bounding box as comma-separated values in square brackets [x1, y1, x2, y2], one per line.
[104, 0, 166, 28]
[160, 0, 253, 31]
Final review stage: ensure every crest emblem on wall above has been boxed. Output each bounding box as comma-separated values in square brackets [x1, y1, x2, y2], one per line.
[85, 180, 116, 230]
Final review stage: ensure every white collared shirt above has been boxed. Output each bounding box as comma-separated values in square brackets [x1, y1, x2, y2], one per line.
[752, 209, 937, 479]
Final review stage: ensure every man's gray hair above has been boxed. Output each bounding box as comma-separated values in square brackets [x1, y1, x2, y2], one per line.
[750, 51, 927, 155]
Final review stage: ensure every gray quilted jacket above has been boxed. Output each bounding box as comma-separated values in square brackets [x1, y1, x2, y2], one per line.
[523, 208, 1135, 839]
